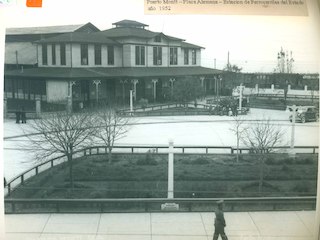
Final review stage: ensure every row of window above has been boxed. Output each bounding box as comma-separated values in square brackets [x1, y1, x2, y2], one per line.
[42, 44, 114, 66]
[137, 46, 197, 66]
[42, 44, 197, 66]
[42, 43, 66, 66]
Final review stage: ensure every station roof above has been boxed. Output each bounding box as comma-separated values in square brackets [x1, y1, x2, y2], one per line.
[5, 67, 222, 79]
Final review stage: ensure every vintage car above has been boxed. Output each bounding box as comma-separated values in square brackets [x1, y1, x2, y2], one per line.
[288, 106, 319, 123]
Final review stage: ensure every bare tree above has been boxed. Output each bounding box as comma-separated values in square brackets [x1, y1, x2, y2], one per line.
[229, 116, 247, 162]
[26, 112, 95, 188]
[94, 107, 130, 163]
[241, 119, 284, 193]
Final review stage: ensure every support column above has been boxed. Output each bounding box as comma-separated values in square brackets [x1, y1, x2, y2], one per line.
[168, 139, 174, 199]
[200, 76, 205, 96]
[131, 79, 139, 101]
[152, 79, 158, 101]
[93, 80, 101, 106]
[35, 97, 41, 118]
[120, 79, 127, 104]
[169, 78, 175, 98]
[4, 97, 7, 119]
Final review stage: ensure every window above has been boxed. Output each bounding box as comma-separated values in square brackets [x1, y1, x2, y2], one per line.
[107, 46, 114, 65]
[170, 47, 178, 65]
[42, 44, 48, 65]
[184, 48, 189, 65]
[135, 46, 145, 65]
[60, 44, 66, 65]
[192, 49, 197, 65]
[155, 35, 161, 42]
[80, 44, 88, 65]
[153, 46, 162, 65]
[51, 44, 56, 65]
[94, 44, 102, 65]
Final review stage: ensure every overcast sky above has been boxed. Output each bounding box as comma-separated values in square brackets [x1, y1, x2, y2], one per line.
[1, 0, 320, 73]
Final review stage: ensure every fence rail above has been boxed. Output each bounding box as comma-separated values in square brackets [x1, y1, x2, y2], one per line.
[4, 196, 316, 214]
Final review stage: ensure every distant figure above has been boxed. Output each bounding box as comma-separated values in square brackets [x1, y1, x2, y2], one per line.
[21, 107, 27, 124]
[213, 200, 228, 240]
[15, 110, 21, 124]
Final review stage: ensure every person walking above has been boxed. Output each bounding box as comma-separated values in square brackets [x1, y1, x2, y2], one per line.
[21, 107, 27, 124]
[213, 200, 228, 240]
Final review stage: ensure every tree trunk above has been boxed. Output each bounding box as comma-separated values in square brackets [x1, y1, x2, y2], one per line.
[108, 147, 113, 164]
[68, 154, 74, 189]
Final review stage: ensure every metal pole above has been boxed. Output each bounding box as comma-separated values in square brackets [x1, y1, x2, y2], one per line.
[239, 84, 243, 112]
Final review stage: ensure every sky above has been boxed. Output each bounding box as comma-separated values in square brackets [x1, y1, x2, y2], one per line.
[0, 0, 319, 73]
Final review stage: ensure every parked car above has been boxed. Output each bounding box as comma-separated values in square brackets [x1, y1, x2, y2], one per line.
[288, 106, 319, 123]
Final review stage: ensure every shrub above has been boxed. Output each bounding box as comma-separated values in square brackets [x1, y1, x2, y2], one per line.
[138, 98, 148, 109]
[292, 182, 310, 193]
[295, 158, 314, 165]
[193, 157, 209, 165]
[281, 164, 290, 172]
[136, 152, 158, 165]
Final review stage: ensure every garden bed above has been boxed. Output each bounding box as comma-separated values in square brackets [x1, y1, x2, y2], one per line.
[8, 153, 318, 199]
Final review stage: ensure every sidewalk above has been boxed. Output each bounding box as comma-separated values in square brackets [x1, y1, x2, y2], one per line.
[4, 211, 315, 240]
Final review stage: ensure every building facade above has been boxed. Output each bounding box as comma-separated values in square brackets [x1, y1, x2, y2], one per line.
[4, 20, 222, 111]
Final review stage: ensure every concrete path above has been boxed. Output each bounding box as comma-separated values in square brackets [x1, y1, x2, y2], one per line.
[4, 211, 315, 240]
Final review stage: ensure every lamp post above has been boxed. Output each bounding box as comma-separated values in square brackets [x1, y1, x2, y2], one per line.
[152, 79, 158, 102]
[67, 81, 76, 113]
[93, 80, 101, 106]
[290, 105, 296, 156]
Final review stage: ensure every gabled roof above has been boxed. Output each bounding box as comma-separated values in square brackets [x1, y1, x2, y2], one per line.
[5, 67, 222, 79]
[37, 32, 118, 45]
[181, 42, 204, 49]
[97, 27, 184, 41]
[6, 22, 99, 35]
[112, 20, 149, 28]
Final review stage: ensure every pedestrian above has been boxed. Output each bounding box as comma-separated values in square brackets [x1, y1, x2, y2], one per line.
[213, 200, 228, 240]
[21, 107, 27, 124]
[15, 110, 21, 124]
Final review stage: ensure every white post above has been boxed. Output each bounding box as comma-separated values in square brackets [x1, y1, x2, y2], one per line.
[290, 105, 296, 156]
[304, 85, 308, 92]
[93, 80, 101, 106]
[130, 90, 133, 113]
[152, 79, 158, 101]
[288, 84, 291, 91]
[168, 139, 174, 199]
[271, 84, 274, 91]
[255, 84, 258, 93]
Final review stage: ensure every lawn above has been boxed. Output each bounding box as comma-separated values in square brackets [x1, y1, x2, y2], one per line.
[8, 153, 318, 199]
